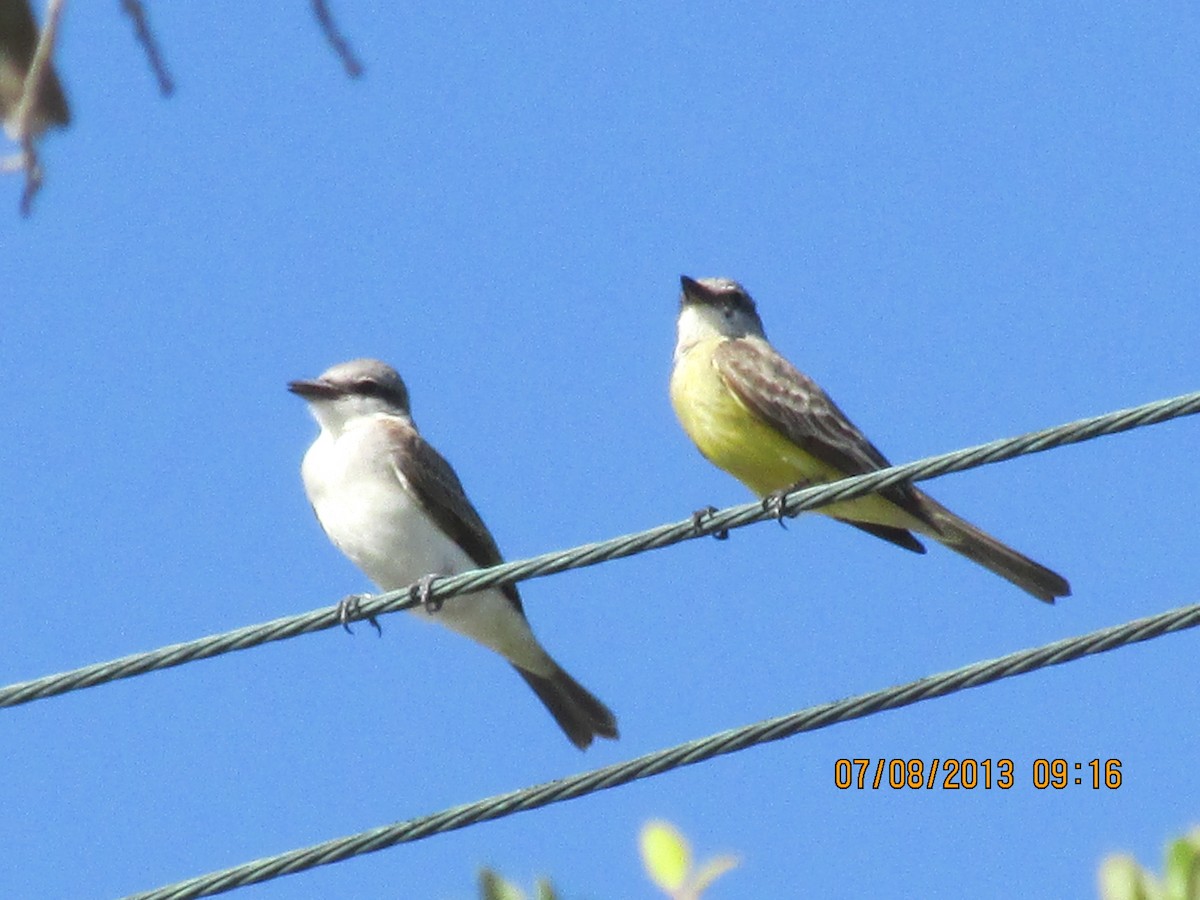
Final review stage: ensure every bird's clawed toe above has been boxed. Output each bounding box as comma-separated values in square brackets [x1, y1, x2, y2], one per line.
[411, 574, 442, 613]
[336, 593, 382, 636]
[690, 505, 729, 540]
[762, 479, 812, 527]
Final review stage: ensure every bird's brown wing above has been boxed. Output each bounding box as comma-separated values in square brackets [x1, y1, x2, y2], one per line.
[384, 420, 523, 611]
[713, 337, 934, 536]
[710, 338, 1069, 600]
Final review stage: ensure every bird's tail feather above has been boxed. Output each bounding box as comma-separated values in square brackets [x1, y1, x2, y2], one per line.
[917, 495, 1071, 603]
[515, 664, 619, 750]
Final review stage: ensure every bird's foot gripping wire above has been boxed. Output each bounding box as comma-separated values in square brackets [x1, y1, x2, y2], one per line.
[410, 574, 442, 613]
[690, 505, 729, 541]
[336, 593, 383, 636]
[762, 479, 812, 528]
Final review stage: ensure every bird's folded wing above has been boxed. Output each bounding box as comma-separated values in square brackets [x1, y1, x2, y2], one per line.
[384, 420, 523, 608]
[713, 337, 928, 517]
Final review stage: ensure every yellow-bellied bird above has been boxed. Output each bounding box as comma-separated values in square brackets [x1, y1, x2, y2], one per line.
[669, 276, 1070, 603]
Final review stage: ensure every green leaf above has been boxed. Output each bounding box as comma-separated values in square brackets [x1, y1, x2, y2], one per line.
[1162, 830, 1200, 900]
[641, 820, 691, 893]
[479, 868, 527, 900]
[1098, 855, 1156, 900]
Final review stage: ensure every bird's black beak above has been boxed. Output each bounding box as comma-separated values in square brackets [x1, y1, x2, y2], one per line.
[287, 379, 339, 399]
[680, 274, 714, 306]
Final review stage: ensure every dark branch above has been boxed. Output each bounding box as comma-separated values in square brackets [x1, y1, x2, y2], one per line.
[120, 0, 174, 96]
[312, 0, 364, 78]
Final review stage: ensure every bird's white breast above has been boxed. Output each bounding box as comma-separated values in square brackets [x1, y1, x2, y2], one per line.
[300, 418, 462, 589]
[299, 415, 554, 673]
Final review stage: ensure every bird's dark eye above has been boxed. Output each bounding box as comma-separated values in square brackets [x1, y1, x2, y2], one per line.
[357, 379, 383, 397]
[721, 304, 735, 319]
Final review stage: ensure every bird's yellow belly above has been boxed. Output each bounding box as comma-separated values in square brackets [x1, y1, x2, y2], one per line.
[670, 341, 913, 527]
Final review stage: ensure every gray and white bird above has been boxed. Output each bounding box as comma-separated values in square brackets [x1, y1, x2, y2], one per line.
[289, 358, 618, 749]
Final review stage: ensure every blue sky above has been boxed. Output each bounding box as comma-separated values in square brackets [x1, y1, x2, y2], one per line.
[3, 4, 1198, 898]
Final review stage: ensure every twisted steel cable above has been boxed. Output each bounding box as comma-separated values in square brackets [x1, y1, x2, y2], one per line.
[2, 388, 1198, 710]
[119, 601, 1200, 899]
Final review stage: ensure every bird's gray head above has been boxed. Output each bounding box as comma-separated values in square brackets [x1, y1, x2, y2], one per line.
[676, 276, 767, 350]
[288, 358, 411, 433]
